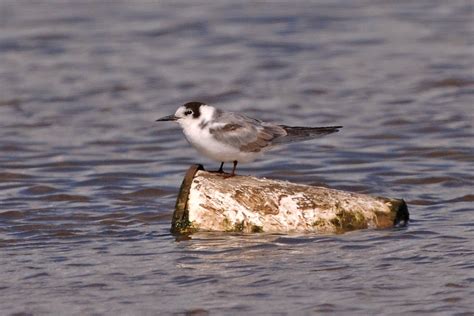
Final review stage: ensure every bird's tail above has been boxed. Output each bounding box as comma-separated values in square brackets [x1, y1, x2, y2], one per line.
[274, 125, 343, 144]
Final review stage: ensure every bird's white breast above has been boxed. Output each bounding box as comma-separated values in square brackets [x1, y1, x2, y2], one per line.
[180, 121, 261, 163]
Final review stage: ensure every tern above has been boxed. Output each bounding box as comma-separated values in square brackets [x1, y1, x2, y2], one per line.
[157, 101, 342, 177]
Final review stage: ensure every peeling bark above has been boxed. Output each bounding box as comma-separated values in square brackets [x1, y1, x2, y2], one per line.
[171, 165, 409, 234]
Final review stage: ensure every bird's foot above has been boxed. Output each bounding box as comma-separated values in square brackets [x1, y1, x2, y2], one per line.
[222, 172, 236, 179]
[209, 169, 225, 174]
[209, 162, 225, 174]
[221, 161, 238, 179]
[209, 161, 237, 178]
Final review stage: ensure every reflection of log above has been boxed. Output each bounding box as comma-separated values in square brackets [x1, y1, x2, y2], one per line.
[171, 165, 409, 234]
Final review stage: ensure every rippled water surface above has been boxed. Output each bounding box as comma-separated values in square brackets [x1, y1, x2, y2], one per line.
[1, 1, 473, 315]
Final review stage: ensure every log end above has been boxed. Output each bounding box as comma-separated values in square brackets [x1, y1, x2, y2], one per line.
[170, 164, 203, 234]
[389, 198, 410, 227]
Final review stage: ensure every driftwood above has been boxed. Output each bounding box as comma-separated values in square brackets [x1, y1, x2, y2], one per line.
[171, 165, 409, 234]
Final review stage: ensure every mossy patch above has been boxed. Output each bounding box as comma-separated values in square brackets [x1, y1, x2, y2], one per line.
[250, 225, 264, 233]
[222, 218, 263, 233]
[233, 221, 245, 232]
[312, 218, 327, 228]
[172, 218, 198, 234]
[330, 210, 368, 232]
[222, 218, 242, 232]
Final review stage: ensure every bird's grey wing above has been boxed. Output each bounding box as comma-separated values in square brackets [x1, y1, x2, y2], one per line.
[272, 125, 343, 144]
[209, 112, 287, 152]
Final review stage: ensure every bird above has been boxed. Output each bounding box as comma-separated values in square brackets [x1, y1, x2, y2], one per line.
[156, 101, 342, 177]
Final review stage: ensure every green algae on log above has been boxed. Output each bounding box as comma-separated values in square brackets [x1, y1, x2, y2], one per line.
[171, 164, 409, 234]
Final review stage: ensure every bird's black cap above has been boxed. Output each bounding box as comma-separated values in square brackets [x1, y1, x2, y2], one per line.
[183, 101, 205, 118]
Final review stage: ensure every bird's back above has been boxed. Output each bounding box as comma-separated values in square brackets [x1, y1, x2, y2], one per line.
[213, 109, 342, 147]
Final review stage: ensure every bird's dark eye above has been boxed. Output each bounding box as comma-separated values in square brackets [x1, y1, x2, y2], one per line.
[184, 110, 193, 116]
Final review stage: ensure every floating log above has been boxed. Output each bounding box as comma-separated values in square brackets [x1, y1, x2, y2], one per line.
[171, 164, 409, 234]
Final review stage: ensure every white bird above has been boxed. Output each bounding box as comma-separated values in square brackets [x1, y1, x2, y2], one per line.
[157, 101, 342, 177]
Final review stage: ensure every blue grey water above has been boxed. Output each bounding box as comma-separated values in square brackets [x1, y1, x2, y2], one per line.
[0, 1, 473, 315]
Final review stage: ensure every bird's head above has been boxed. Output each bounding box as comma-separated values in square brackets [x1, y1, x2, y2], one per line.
[156, 101, 215, 127]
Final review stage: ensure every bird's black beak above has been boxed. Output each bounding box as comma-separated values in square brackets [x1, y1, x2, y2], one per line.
[156, 115, 178, 122]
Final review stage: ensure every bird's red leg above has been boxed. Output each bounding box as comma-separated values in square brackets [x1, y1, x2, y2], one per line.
[223, 161, 237, 178]
[217, 162, 224, 173]
[209, 162, 225, 174]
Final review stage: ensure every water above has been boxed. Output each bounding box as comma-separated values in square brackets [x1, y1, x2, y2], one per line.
[1, 1, 473, 315]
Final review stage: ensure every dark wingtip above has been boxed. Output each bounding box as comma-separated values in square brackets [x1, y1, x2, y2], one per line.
[317, 126, 343, 133]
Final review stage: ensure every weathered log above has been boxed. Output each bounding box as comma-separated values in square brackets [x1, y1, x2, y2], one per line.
[171, 164, 409, 234]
